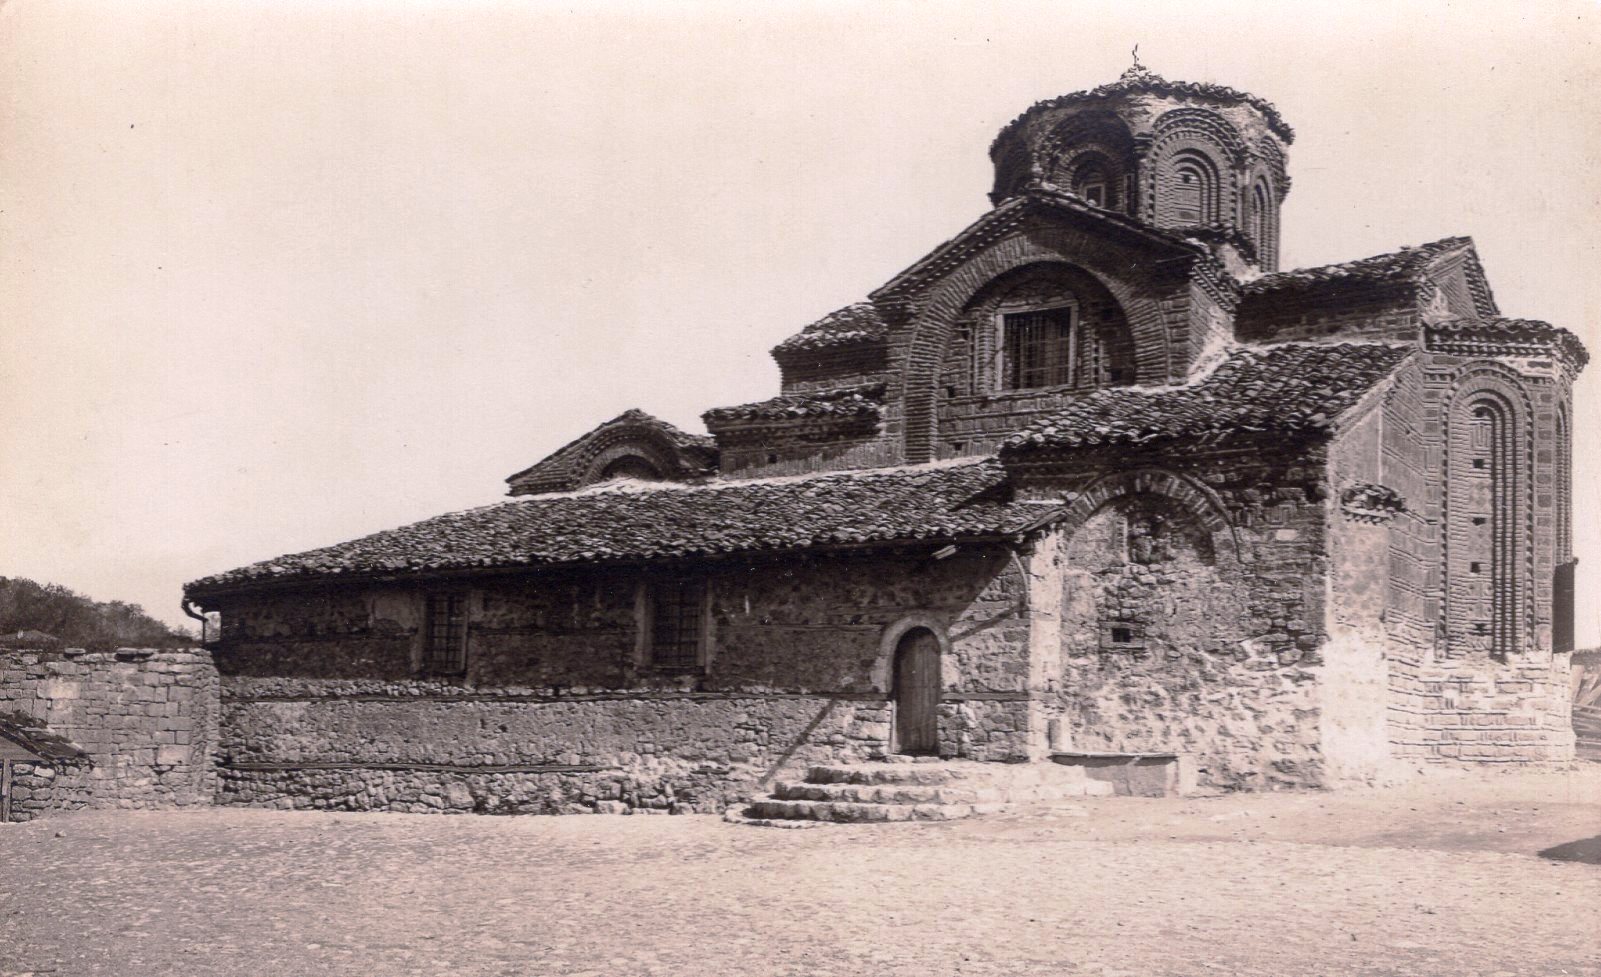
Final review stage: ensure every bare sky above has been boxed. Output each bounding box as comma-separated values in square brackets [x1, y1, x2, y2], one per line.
[2, 0, 1598, 642]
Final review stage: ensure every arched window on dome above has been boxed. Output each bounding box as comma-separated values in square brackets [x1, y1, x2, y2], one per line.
[1163, 150, 1221, 225]
[1071, 156, 1113, 209]
[1242, 178, 1278, 269]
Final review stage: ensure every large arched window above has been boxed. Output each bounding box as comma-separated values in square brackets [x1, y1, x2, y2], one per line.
[1447, 388, 1523, 659]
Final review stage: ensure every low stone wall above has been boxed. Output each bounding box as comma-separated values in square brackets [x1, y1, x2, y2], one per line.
[0, 647, 219, 819]
[217, 687, 893, 813]
[3, 757, 92, 822]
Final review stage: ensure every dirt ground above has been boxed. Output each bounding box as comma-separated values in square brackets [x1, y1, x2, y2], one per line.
[2, 767, 1598, 977]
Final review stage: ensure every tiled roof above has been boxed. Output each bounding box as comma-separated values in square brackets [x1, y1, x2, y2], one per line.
[992, 64, 1295, 154]
[186, 459, 1058, 594]
[504, 409, 717, 495]
[1004, 343, 1413, 453]
[1243, 237, 1466, 295]
[703, 383, 886, 426]
[771, 304, 889, 357]
[0, 712, 85, 762]
[1427, 317, 1588, 370]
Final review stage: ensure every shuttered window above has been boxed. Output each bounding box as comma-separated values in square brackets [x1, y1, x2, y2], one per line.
[423, 593, 468, 675]
[649, 578, 706, 670]
[1003, 306, 1075, 390]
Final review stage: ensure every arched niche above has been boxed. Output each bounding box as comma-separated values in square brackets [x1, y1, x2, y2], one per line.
[1441, 367, 1535, 660]
[943, 261, 1135, 401]
[1143, 108, 1246, 229]
[578, 433, 681, 488]
[1056, 482, 1245, 661]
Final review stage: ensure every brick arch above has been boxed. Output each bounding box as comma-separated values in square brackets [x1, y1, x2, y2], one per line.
[1252, 136, 1290, 200]
[1143, 109, 1246, 227]
[1440, 364, 1537, 658]
[899, 230, 1172, 463]
[1055, 468, 1241, 563]
[1242, 168, 1279, 270]
[577, 429, 682, 486]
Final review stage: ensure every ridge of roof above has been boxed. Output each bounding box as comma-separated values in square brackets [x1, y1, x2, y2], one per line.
[1242, 237, 1471, 295]
[991, 65, 1295, 157]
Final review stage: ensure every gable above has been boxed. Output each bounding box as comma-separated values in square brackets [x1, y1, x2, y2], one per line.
[870, 189, 1209, 308]
[505, 410, 717, 497]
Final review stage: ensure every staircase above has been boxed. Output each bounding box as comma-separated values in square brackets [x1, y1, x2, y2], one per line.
[1574, 705, 1601, 762]
[727, 758, 1114, 826]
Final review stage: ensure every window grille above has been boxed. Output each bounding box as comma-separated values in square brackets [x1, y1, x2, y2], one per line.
[1003, 307, 1074, 390]
[423, 593, 468, 674]
[649, 578, 705, 669]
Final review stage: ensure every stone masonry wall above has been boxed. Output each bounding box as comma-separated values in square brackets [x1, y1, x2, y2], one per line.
[0, 647, 219, 820]
[1017, 443, 1333, 790]
[210, 546, 1035, 814]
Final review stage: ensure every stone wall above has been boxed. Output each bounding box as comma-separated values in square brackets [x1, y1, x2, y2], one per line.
[1017, 444, 1335, 790]
[209, 545, 1036, 814]
[0, 647, 219, 820]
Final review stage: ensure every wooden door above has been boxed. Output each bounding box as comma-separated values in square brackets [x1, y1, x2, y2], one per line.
[893, 629, 941, 755]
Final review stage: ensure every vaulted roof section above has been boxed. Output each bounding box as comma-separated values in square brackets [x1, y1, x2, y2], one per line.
[186, 458, 1060, 596]
[1240, 236, 1498, 320]
[1003, 342, 1413, 454]
[505, 409, 717, 497]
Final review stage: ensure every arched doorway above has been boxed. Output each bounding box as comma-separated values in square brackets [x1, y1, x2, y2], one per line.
[892, 628, 941, 755]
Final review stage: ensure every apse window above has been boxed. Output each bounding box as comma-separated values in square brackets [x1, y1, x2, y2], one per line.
[1002, 306, 1075, 390]
[647, 577, 707, 670]
[422, 592, 468, 675]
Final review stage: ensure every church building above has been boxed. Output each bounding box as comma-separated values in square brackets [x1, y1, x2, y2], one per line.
[185, 65, 1585, 817]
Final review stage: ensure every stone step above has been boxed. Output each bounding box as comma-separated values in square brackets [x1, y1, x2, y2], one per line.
[774, 780, 1102, 805]
[803, 760, 1087, 788]
[745, 798, 982, 823]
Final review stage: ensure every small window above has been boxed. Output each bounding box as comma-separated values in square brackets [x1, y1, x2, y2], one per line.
[1003, 306, 1075, 390]
[423, 593, 468, 674]
[648, 577, 707, 670]
[1110, 626, 1134, 644]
